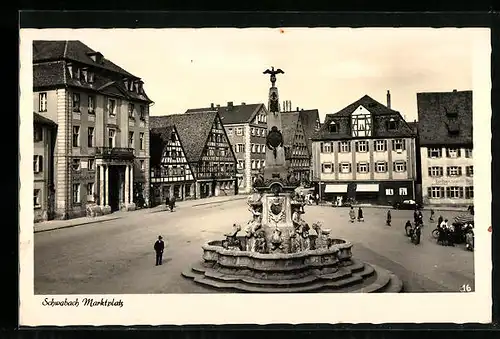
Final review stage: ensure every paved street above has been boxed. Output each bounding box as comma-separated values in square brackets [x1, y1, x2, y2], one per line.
[34, 199, 474, 294]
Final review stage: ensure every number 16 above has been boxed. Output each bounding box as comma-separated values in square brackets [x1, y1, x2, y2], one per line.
[460, 284, 472, 292]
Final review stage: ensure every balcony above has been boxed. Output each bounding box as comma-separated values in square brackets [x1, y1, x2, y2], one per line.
[95, 147, 135, 161]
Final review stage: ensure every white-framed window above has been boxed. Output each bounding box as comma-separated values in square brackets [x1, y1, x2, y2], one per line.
[72, 93, 81, 112]
[88, 159, 95, 170]
[140, 160, 145, 171]
[428, 148, 442, 158]
[139, 132, 144, 150]
[446, 186, 464, 199]
[322, 142, 332, 153]
[376, 161, 387, 173]
[34, 189, 41, 208]
[446, 148, 461, 158]
[87, 183, 94, 202]
[262, 160, 265, 167]
[72, 183, 81, 204]
[251, 144, 256, 153]
[108, 129, 116, 148]
[256, 160, 261, 169]
[87, 127, 94, 147]
[375, 140, 387, 152]
[251, 127, 255, 136]
[339, 141, 350, 153]
[429, 186, 445, 198]
[140, 105, 146, 120]
[237, 144, 245, 153]
[237, 160, 244, 169]
[128, 103, 135, 119]
[465, 186, 474, 199]
[447, 166, 462, 176]
[465, 148, 473, 158]
[322, 163, 333, 173]
[428, 166, 444, 177]
[328, 121, 338, 133]
[108, 99, 116, 117]
[466, 165, 473, 176]
[392, 139, 405, 152]
[88, 95, 95, 114]
[39, 92, 47, 112]
[33, 155, 43, 173]
[356, 162, 369, 173]
[393, 161, 406, 172]
[251, 160, 256, 169]
[236, 128, 243, 136]
[128, 131, 134, 148]
[261, 145, 265, 153]
[339, 163, 351, 173]
[385, 189, 394, 196]
[34, 126, 43, 142]
[72, 126, 80, 147]
[399, 187, 408, 196]
[72, 159, 81, 171]
[87, 71, 94, 83]
[227, 128, 233, 136]
[356, 141, 368, 152]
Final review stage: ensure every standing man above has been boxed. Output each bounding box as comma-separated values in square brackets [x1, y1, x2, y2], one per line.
[154, 235, 165, 266]
[165, 195, 170, 211]
[386, 210, 392, 226]
[357, 207, 364, 222]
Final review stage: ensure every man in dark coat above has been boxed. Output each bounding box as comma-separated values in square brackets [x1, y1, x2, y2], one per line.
[165, 195, 170, 211]
[169, 194, 176, 212]
[154, 235, 165, 266]
[386, 210, 392, 226]
[357, 207, 364, 222]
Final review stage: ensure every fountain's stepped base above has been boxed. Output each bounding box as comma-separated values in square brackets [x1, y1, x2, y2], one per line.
[182, 259, 403, 293]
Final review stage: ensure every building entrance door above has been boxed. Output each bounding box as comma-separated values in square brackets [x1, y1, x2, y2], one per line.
[108, 166, 121, 212]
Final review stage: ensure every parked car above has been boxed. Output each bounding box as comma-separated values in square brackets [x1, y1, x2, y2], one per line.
[393, 199, 420, 210]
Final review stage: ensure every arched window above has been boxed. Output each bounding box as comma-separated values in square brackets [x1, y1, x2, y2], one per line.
[328, 121, 338, 133]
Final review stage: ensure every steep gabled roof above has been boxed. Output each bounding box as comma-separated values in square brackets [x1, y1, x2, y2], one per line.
[186, 103, 264, 124]
[150, 125, 176, 167]
[283, 109, 320, 154]
[150, 112, 218, 163]
[33, 112, 57, 128]
[312, 95, 414, 141]
[417, 90, 473, 146]
[281, 112, 300, 146]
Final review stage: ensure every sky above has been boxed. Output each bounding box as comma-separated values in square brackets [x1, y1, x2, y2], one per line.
[24, 28, 481, 122]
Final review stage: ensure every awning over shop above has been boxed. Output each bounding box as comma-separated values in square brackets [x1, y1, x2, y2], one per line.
[325, 184, 348, 193]
[356, 184, 380, 192]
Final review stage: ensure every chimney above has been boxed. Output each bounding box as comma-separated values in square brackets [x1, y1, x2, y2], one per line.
[216, 104, 220, 108]
[241, 102, 246, 105]
[453, 89, 457, 92]
[386, 90, 391, 109]
[210, 103, 214, 109]
[289, 101, 292, 111]
[296, 107, 299, 111]
[227, 102, 233, 110]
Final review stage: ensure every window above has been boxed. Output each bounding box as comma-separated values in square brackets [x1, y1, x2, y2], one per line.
[428, 148, 442, 158]
[322, 142, 332, 153]
[328, 121, 338, 133]
[33, 155, 43, 173]
[237, 160, 244, 169]
[428, 166, 444, 177]
[251, 144, 256, 153]
[251, 128, 255, 136]
[236, 128, 243, 136]
[88, 95, 95, 114]
[72, 126, 80, 147]
[140, 105, 146, 120]
[39, 93, 47, 112]
[429, 186, 445, 199]
[34, 126, 43, 142]
[87, 71, 94, 83]
[446, 186, 464, 199]
[139, 133, 144, 150]
[72, 93, 81, 112]
[339, 163, 351, 173]
[446, 148, 461, 158]
[128, 132, 135, 148]
[339, 141, 351, 153]
[375, 140, 387, 152]
[87, 183, 94, 202]
[465, 186, 474, 199]
[140, 160, 145, 171]
[72, 183, 81, 204]
[72, 159, 81, 171]
[385, 189, 394, 196]
[108, 129, 115, 148]
[388, 118, 397, 130]
[393, 161, 407, 172]
[399, 187, 408, 196]
[108, 99, 116, 117]
[34, 189, 41, 207]
[256, 160, 261, 169]
[322, 163, 333, 173]
[227, 128, 233, 136]
[356, 162, 369, 173]
[88, 159, 95, 170]
[251, 160, 256, 169]
[447, 166, 462, 176]
[392, 139, 406, 152]
[237, 144, 245, 153]
[465, 148, 473, 158]
[356, 141, 368, 152]
[87, 127, 94, 147]
[376, 162, 387, 173]
[262, 160, 265, 167]
[128, 103, 135, 119]
[466, 166, 473, 176]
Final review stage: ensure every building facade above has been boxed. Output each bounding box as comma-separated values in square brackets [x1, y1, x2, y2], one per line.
[33, 40, 153, 219]
[281, 112, 311, 182]
[311, 94, 417, 205]
[186, 102, 268, 193]
[150, 111, 237, 201]
[33, 112, 57, 222]
[417, 90, 473, 206]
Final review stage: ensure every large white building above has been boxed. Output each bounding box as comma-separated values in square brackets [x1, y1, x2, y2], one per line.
[416, 90, 473, 206]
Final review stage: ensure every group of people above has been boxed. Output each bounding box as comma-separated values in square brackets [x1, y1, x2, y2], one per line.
[349, 206, 364, 223]
[436, 215, 455, 246]
[164, 194, 177, 212]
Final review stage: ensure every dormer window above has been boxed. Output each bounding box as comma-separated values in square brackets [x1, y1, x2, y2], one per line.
[88, 52, 103, 64]
[447, 121, 460, 135]
[124, 79, 129, 90]
[87, 71, 94, 83]
[67, 63, 73, 78]
[445, 106, 458, 118]
[74, 67, 81, 80]
[138, 81, 144, 93]
[134, 81, 139, 93]
[81, 68, 88, 82]
[388, 117, 397, 130]
[328, 121, 338, 133]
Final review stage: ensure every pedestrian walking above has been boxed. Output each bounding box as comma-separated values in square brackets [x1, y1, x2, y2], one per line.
[386, 210, 392, 226]
[430, 209, 435, 222]
[315, 193, 319, 205]
[357, 207, 364, 222]
[165, 195, 170, 211]
[154, 235, 165, 266]
[349, 207, 356, 223]
[169, 194, 176, 212]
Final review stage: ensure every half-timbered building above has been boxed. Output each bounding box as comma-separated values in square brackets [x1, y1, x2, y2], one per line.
[281, 112, 311, 182]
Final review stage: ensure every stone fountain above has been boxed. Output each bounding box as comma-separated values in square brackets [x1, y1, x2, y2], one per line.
[182, 67, 403, 293]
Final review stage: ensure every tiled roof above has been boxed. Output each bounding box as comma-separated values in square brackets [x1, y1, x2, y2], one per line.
[150, 125, 175, 167]
[283, 109, 320, 154]
[33, 112, 57, 128]
[417, 90, 473, 146]
[186, 103, 264, 124]
[33, 41, 152, 103]
[150, 112, 218, 163]
[281, 112, 300, 146]
[312, 95, 414, 141]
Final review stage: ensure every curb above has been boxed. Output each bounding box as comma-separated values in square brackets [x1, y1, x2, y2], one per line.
[34, 216, 122, 234]
[191, 196, 247, 207]
[318, 204, 468, 213]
